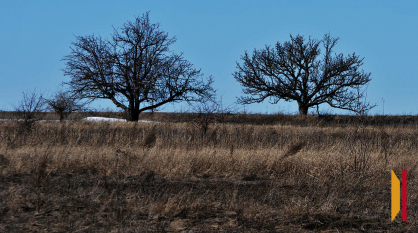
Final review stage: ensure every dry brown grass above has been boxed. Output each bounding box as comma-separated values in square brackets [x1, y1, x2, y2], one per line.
[0, 118, 418, 231]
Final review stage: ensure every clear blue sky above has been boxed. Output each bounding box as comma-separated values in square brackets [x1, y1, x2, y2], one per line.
[1, 1, 417, 115]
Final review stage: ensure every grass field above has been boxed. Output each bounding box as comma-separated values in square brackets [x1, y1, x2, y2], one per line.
[0, 112, 417, 232]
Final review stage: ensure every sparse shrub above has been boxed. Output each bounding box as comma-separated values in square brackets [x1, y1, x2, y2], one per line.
[45, 89, 87, 121]
[192, 101, 219, 135]
[13, 89, 46, 130]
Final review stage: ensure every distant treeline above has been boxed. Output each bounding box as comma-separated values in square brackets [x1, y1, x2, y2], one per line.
[1, 110, 418, 127]
[144, 112, 418, 127]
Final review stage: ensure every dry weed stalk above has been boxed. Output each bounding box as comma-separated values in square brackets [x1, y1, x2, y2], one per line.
[33, 152, 50, 212]
[142, 125, 157, 149]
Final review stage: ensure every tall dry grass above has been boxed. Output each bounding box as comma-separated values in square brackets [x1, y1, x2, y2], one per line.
[0, 119, 417, 231]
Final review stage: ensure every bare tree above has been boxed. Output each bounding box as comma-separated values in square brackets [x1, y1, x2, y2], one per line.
[13, 89, 46, 128]
[45, 90, 87, 121]
[234, 33, 374, 115]
[62, 12, 214, 121]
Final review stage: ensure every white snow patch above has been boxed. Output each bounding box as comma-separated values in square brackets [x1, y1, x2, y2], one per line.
[83, 117, 158, 123]
[138, 120, 157, 123]
[84, 117, 127, 122]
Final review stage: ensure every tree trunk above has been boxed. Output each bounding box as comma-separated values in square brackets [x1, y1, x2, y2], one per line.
[126, 106, 140, 121]
[298, 104, 309, 115]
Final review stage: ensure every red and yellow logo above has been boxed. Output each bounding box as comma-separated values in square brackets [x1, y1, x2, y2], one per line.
[391, 169, 407, 222]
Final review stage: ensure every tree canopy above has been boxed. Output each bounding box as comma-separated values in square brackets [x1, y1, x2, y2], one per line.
[234, 34, 374, 115]
[63, 12, 214, 121]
